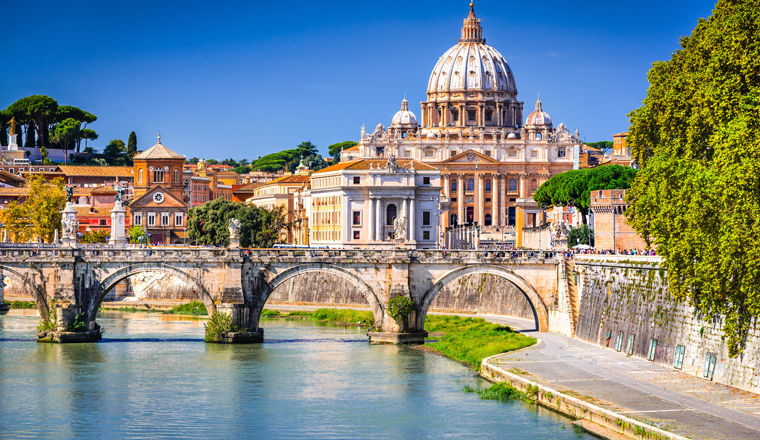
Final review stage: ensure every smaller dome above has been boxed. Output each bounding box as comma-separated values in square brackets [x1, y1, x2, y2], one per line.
[507, 133, 517, 139]
[525, 96, 552, 126]
[391, 97, 419, 127]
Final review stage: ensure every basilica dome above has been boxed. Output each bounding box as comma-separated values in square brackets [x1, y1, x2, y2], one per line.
[391, 97, 419, 127]
[427, 4, 517, 95]
[525, 96, 552, 126]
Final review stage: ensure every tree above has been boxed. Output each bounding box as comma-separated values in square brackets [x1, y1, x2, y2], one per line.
[568, 224, 594, 248]
[128, 225, 149, 244]
[81, 128, 98, 150]
[80, 230, 109, 244]
[327, 141, 357, 162]
[0, 174, 66, 243]
[533, 165, 637, 223]
[51, 118, 80, 164]
[103, 139, 126, 161]
[40, 146, 49, 161]
[83, 146, 95, 154]
[232, 166, 252, 174]
[24, 121, 35, 148]
[187, 157, 200, 164]
[584, 141, 613, 154]
[55, 105, 96, 152]
[0, 109, 10, 146]
[625, 1, 760, 357]
[7, 95, 58, 149]
[188, 198, 289, 247]
[127, 131, 137, 162]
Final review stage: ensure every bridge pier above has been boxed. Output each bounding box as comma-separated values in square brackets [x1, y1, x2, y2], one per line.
[0, 279, 8, 314]
[37, 303, 102, 343]
[214, 303, 263, 343]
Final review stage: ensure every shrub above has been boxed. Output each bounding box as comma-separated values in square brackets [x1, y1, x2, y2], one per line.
[36, 307, 58, 332]
[164, 301, 208, 316]
[204, 311, 236, 343]
[476, 382, 527, 402]
[66, 313, 87, 332]
[387, 295, 413, 322]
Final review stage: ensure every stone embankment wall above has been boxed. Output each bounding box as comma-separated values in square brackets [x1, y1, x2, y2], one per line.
[575, 256, 760, 394]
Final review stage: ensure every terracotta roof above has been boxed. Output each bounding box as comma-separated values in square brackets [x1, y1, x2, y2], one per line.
[209, 164, 233, 170]
[343, 145, 360, 152]
[0, 186, 93, 196]
[613, 132, 629, 137]
[90, 186, 118, 194]
[233, 182, 265, 193]
[0, 170, 25, 186]
[74, 207, 111, 217]
[314, 159, 437, 174]
[56, 166, 134, 177]
[583, 144, 602, 152]
[133, 141, 185, 160]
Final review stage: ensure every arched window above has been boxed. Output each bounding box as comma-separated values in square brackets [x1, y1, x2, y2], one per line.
[536, 132, 542, 140]
[451, 179, 457, 192]
[450, 214, 458, 226]
[467, 178, 474, 191]
[509, 178, 517, 191]
[485, 179, 492, 192]
[174, 170, 179, 183]
[138, 169, 143, 183]
[530, 179, 538, 190]
[153, 168, 164, 183]
[485, 214, 492, 226]
[386, 204, 397, 226]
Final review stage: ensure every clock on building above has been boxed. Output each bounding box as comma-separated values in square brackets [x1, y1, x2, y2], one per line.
[153, 192, 165, 204]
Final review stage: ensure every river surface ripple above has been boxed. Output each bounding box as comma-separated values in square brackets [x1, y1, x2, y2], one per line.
[0, 311, 591, 439]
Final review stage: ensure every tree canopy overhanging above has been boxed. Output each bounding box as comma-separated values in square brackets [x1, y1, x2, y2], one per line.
[188, 198, 289, 248]
[624, 0, 760, 357]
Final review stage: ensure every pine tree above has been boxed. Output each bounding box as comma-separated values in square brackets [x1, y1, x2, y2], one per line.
[127, 131, 137, 163]
[25, 122, 35, 148]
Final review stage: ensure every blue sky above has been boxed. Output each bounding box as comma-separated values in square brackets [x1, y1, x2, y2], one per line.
[1, 0, 716, 160]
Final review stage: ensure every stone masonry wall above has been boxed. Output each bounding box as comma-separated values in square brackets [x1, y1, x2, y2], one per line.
[575, 257, 760, 393]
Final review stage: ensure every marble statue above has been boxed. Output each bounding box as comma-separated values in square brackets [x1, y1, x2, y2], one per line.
[228, 218, 241, 240]
[393, 214, 407, 242]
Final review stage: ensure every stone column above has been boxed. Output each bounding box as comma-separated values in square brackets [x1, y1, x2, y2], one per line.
[376, 199, 382, 242]
[499, 175, 506, 227]
[368, 198, 375, 242]
[491, 175, 498, 227]
[443, 175, 450, 199]
[457, 175, 464, 224]
[61, 202, 78, 248]
[520, 175, 528, 198]
[109, 201, 128, 248]
[478, 174, 485, 226]
[408, 197, 415, 243]
[0, 278, 8, 313]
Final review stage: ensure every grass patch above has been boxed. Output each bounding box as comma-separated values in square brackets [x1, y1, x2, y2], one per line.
[164, 301, 208, 316]
[5, 300, 36, 309]
[261, 308, 374, 327]
[476, 382, 529, 402]
[101, 306, 163, 313]
[424, 315, 536, 370]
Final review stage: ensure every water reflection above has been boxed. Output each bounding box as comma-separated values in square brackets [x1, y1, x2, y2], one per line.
[0, 312, 593, 439]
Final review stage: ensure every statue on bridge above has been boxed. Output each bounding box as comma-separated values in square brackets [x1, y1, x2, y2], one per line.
[114, 184, 125, 203]
[64, 186, 74, 204]
[393, 214, 407, 244]
[61, 217, 79, 240]
[228, 218, 241, 249]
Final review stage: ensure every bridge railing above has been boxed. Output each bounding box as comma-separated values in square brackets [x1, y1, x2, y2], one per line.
[244, 248, 560, 262]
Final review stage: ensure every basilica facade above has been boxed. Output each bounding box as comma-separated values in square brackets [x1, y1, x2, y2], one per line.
[349, 3, 582, 231]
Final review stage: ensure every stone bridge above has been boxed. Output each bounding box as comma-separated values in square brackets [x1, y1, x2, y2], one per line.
[0, 246, 572, 343]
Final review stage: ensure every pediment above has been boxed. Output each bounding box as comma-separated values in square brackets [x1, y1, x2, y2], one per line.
[130, 185, 186, 209]
[442, 149, 499, 164]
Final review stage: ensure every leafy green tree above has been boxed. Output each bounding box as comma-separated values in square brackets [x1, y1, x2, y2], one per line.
[128, 225, 148, 244]
[127, 131, 137, 162]
[533, 165, 636, 223]
[83, 146, 94, 154]
[80, 230, 109, 244]
[103, 139, 126, 161]
[187, 157, 200, 164]
[568, 224, 594, 247]
[51, 118, 80, 164]
[584, 141, 613, 154]
[81, 128, 98, 150]
[625, 0, 760, 357]
[327, 141, 357, 162]
[233, 166, 252, 174]
[40, 146, 49, 161]
[7, 95, 58, 148]
[0, 174, 66, 242]
[188, 198, 289, 247]
[55, 105, 96, 152]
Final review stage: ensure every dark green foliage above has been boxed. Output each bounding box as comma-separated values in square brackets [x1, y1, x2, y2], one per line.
[476, 382, 529, 402]
[164, 301, 208, 316]
[425, 315, 536, 370]
[251, 141, 325, 172]
[568, 224, 594, 247]
[0, 109, 9, 146]
[103, 139, 126, 160]
[232, 166, 252, 174]
[188, 198, 289, 248]
[80, 230, 109, 244]
[5, 300, 36, 309]
[533, 165, 637, 223]
[584, 140, 613, 154]
[625, 1, 760, 357]
[386, 296, 414, 322]
[7, 95, 58, 148]
[66, 313, 87, 332]
[36, 306, 58, 332]
[204, 311, 237, 343]
[25, 121, 35, 148]
[327, 141, 357, 162]
[127, 131, 137, 162]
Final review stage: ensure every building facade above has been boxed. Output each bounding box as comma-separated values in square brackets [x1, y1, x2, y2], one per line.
[351, 4, 582, 232]
[310, 157, 441, 249]
[589, 189, 648, 251]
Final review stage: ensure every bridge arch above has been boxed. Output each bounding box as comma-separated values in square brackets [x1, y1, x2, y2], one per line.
[264, 263, 384, 325]
[87, 263, 216, 324]
[416, 264, 549, 332]
[0, 265, 48, 320]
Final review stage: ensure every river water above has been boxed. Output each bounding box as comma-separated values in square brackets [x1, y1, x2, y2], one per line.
[0, 310, 591, 439]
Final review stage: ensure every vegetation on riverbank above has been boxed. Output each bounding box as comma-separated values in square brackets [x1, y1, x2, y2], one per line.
[164, 301, 208, 316]
[464, 382, 531, 402]
[261, 308, 374, 327]
[4, 300, 36, 309]
[424, 315, 536, 370]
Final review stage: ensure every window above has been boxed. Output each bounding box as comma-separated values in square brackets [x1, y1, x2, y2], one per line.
[558, 148, 566, 158]
[424, 150, 434, 158]
[386, 204, 397, 225]
[138, 169, 143, 183]
[353, 176, 360, 184]
[404, 150, 411, 158]
[423, 211, 431, 226]
[161, 213, 170, 226]
[485, 180, 492, 192]
[485, 109, 493, 122]
[451, 180, 457, 192]
[49, 168, 55, 172]
[467, 110, 476, 121]
[8, 168, 13, 174]
[423, 177, 430, 185]
[484, 214, 492, 226]
[450, 150, 457, 158]
[353, 211, 361, 226]
[508, 150, 517, 158]
[153, 168, 164, 183]
[509, 178, 517, 191]
[615, 331, 624, 352]
[423, 231, 430, 240]
[450, 214, 458, 226]
[175, 214, 183, 226]
[484, 150, 491, 157]
[174, 169, 179, 183]
[647, 339, 658, 361]
[467, 178, 474, 191]
[353, 230, 360, 240]
[148, 213, 156, 226]
[531, 150, 538, 158]
[530, 179, 538, 190]
[134, 214, 142, 226]
[674, 345, 685, 370]
[703, 353, 717, 380]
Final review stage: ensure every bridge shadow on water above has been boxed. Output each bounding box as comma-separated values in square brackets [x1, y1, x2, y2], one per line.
[0, 337, 369, 343]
